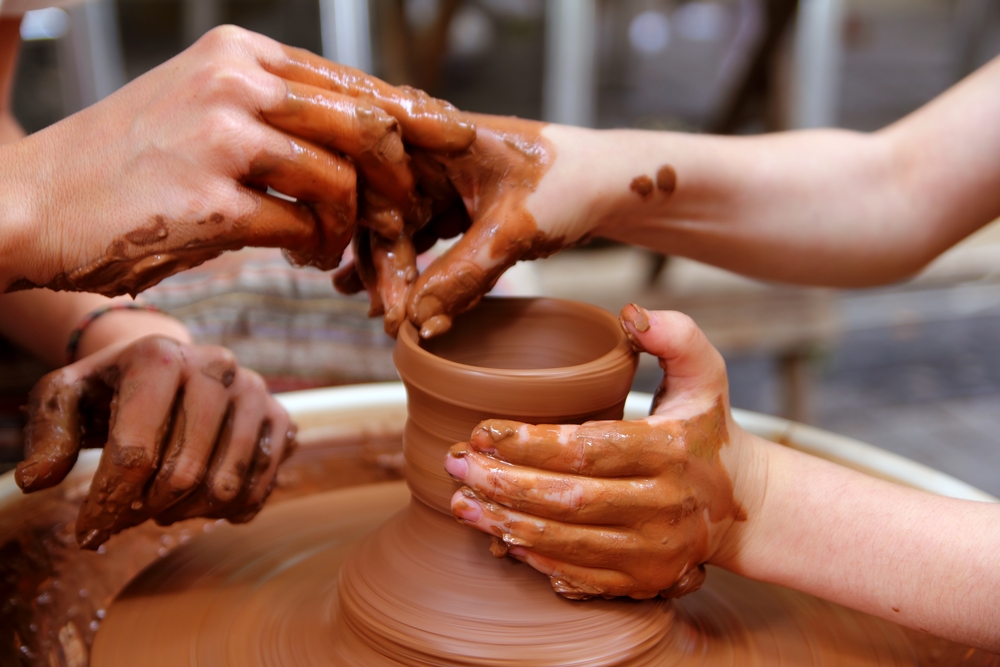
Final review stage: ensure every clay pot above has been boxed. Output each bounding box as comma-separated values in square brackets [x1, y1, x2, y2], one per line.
[334, 298, 676, 666]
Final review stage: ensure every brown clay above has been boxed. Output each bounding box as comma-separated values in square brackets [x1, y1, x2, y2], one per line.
[401, 116, 565, 338]
[656, 164, 677, 194]
[631, 175, 655, 197]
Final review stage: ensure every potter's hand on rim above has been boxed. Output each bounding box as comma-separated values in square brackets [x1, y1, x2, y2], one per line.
[444, 305, 752, 601]
[3, 26, 474, 297]
[336, 116, 596, 338]
[15, 335, 296, 549]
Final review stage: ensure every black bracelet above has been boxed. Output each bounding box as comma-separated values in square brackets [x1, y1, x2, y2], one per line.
[65, 303, 166, 364]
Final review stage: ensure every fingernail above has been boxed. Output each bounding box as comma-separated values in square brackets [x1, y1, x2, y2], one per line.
[625, 303, 651, 332]
[620, 304, 652, 349]
[420, 314, 452, 339]
[444, 453, 468, 480]
[453, 496, 482, 522]
[508, 545, 526, 558]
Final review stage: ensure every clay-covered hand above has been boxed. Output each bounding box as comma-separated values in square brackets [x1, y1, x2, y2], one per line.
[15, 335, 296, 549]
[406, 115, 596, 338]
[336, 116, 599, 338]
[444, 305, 753, 600]
[3, 26, 473, 297]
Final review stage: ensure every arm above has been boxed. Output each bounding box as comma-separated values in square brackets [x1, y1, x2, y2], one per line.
[448, 306, 1000, 651]
[402, 56, 1000, 335]
[727, 434, 1000, 650]
[0, 25, 473, 296]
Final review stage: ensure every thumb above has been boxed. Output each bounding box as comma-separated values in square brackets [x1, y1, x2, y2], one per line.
[619, 304, 728, 416]
[15, 347, 117, 492]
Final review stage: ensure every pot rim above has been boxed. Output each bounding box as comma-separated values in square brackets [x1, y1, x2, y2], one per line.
[393, 298, 637, 415]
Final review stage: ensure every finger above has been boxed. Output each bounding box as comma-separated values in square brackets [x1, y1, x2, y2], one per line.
[269, 45, 476, 151]
[451, 487, 641, 571]
[227, 398, 294, 522]
[410, 149, 461, 207]
[409, 200, 473, 263]
[446, 447, 665, 524]
[350, 226, 383, 317]
[152, 406, 237, 526]
[143, 352, 237, 515]
[659, 564, 706, 599]
[405, 200, 565, 338]
[16, 343, 126, 491]
[263, 81, 416, 210]
[76, 337, 185, 549]
[370, 229, 417, 337]
[236, 185, 319, 251]
[514, 549, 659, 601]
[359, 189, 406, 240]
[332, 260, 364, 295]
[203, 370, 270, 507]
[405, 223, 512, 339]
[247, 132, 357, 270]
[16, 371, 86, 492]
[618, 306, 728, 416]
[467, 419, 674, 477]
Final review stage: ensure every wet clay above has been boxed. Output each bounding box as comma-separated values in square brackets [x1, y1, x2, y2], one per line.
[631, 175, 654, 198]
[409, 117, 570, 338]
[656, 164, 677, 194]
[91, 482, 998, 666]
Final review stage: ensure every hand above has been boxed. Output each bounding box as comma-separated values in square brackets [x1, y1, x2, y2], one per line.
[443, 305, 757, 600]
[15, 335, 296, 549]
[2, 26, 474, 296]
[335, 117, 605, 338]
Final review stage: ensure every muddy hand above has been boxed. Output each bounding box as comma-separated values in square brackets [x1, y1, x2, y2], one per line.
[444, 306, 750, 600]
[6, 26, 474, 297]
[16, 335, 296, 549]
[402, 115, 587, 339]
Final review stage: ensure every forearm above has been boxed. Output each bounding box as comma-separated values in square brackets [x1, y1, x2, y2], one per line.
[534, 56, 1000, 287]
[726, 433, 1000, 650]
[0, 290, 190, 367]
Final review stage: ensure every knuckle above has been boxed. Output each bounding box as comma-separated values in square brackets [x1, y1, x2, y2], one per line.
[235, 368, 268, 395]
[162, 456, 205, 494]
[199, 25, 251, 52]
[209, 471, 243, 504]
[126, 335, 183, 364]
[665, 311, 701, 343]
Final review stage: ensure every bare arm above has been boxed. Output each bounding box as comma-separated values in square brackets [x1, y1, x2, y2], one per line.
[541, 56, 1000, 287]
[406, 56, 1000, 334]
[450, 307, 1000, 650]
[727, 433, 1000, 650]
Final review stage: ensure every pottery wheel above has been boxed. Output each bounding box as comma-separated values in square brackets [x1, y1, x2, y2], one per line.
[89, 481, 965, 666]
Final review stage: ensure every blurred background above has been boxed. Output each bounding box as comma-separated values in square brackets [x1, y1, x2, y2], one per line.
[3, 0, 1000, 494]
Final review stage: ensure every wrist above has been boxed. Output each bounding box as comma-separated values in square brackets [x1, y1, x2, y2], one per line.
[708, 425, 772, 569]
[528, 124, 612, 243]
[74, 305, 192, 361]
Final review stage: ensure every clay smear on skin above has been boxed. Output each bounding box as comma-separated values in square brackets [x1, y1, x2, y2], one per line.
[629, 164, 678, 199]
[404, 115, 565, 338]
